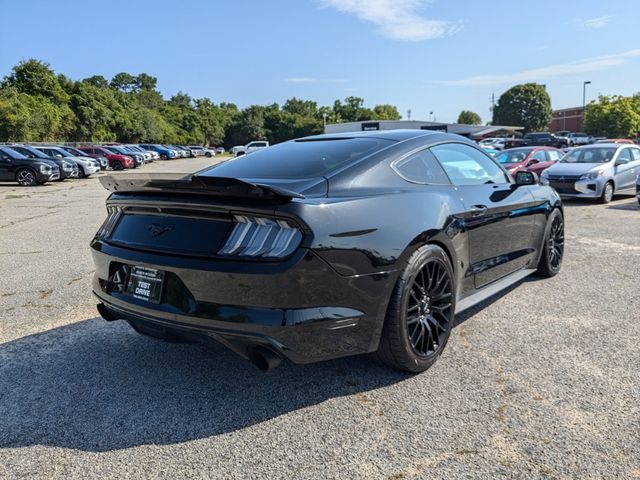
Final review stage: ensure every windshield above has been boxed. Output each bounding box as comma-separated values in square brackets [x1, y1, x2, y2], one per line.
[496, 149, 532, 164]
[45, 148, 72, 157]
[204, 137, 393, 179]
[1, 147, 29, 160]
[561, 147, 616, 164]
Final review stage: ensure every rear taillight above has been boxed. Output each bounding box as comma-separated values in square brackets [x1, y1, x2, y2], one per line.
[96, 206, 122, 240]
[218, 215, 303, 259]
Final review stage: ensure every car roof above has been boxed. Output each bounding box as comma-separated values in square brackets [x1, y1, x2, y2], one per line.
[299, 129, 448, 143]
[572, 143, 625, 149]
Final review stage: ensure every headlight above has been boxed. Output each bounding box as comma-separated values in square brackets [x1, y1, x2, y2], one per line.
[580, 169, 604, 180]
[39, 164, 51, 173]
[218, 215, 303, 259]
[62, 161, 72, 169]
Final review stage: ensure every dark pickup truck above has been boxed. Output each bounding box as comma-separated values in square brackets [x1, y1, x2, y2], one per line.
[503, 132, 568, 149]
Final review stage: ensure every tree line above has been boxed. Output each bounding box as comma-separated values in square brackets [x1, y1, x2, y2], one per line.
[0, 59, 401, 147]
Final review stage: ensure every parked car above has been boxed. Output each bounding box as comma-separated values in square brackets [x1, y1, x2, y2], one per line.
[232, 140, 270, 157]
[187, 145, 216, 157]
[62, 146, 108, 170]
[129, 145, 159, 161]
[481, 147, 500, 158]
[215, 147, 225, 154]
[122, 145, 153, 163]
[636, 174, 640, 205]
[92, 130, 563, 373]
[595, 138, 634, 144]
[0, 146, 60, 186]
[103, 146, 144, 167]
[495, 147, 563, 177]
[164, 145, 185, 158]
[541, 143, 640, 203]
[478, 137, 505, 150]
[9, 144, 78, 180]
[37, 146, 101, 178]
[138, 144, 177, 160]
[504, 132, 567, 149]
[79, 146, 135, 170]
[566, 132, 591, 146]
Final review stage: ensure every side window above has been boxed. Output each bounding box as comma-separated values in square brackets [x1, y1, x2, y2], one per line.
[630, 148, 640, 161]
[393, 149, 451, 185]
[0, 152, 9, 161]
[431, 143, 509, 186]
[530, 151, 546, 162]
[617, 148, 632, 162]
[547, 150, 561, 161]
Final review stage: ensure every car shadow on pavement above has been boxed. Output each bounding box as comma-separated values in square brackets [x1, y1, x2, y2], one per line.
[0, 318, 411, 452]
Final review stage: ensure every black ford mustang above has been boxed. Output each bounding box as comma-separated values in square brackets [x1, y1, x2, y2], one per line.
[92, 130, 564, 372]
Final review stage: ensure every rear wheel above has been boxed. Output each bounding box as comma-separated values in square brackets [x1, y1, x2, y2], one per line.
[600, 181, 614, 204]
[376, 245, 455, 373]
[536, 208, 564, 277]
[16, 169, 37, 186]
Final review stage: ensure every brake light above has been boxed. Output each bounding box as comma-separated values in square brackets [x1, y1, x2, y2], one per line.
[218, 215, 303, 259]
[96, 206, 122, 240]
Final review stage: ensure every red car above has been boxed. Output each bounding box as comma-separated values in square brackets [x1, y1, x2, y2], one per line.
[496, 147, 563, 177]
[79, 146, 135, 170]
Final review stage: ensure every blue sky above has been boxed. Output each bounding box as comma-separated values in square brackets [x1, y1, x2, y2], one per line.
[1, 0, 639, 123]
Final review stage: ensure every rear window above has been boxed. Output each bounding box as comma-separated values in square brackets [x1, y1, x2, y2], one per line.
[205, 138, 393, 179]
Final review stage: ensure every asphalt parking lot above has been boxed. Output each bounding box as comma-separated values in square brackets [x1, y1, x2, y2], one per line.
[0, 158, 638, 479]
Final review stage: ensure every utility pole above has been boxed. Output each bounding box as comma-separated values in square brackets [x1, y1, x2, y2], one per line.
[407, 109, 411, 121]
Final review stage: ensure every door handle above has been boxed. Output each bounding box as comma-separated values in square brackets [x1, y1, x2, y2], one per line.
[470, 205, 488, 217]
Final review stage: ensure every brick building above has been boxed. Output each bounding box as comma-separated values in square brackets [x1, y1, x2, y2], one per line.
[550, 107, 584, 133]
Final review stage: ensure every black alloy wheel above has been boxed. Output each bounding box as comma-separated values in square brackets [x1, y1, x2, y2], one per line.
[376, 244, 455, 372]
[405, 260, 454, 357]
[537, 208, 564, 277]
[16, 169, 37, 186]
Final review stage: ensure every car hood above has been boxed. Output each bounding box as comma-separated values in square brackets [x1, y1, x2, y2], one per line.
[545, 162, 606, 175]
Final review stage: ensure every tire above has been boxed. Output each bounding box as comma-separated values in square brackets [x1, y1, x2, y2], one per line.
[16, 169, 37, 186]
[160, 154, 168, 160]
[600, 181, 614, 204]
[375, 244, 455, 373]
[77, 167, 86, 178]
[112, 161, 123, 171]
[206, 152, 212, 158]
[536, 208, 564, 278]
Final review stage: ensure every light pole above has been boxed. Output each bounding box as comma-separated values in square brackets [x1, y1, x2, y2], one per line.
[582, 81, 591, 131]
[582, 81, 591, 108]
[322, 112, 327, 129]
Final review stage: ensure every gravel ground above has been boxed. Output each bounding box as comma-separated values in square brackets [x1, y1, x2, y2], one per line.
[0, 158, 638, 479]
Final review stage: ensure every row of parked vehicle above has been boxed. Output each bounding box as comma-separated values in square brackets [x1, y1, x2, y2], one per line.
[478, 141, 640, 204]
[479, 131, 636, 151]
[0, 143, 224, 186]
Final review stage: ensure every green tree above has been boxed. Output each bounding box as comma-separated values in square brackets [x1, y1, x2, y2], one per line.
[373, 104, 401, 120]
[457, 110, 482, 125]
[110, 72, 137, 92]
[333, 96, 375, 122]
[584, 95, 640, 138]
[492, 83, 552, 132]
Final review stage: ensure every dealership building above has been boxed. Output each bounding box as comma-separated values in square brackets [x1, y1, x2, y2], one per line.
[324, 120, 523, 139]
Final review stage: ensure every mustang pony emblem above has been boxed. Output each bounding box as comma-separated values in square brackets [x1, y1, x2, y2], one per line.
[148, 223, 173, 237]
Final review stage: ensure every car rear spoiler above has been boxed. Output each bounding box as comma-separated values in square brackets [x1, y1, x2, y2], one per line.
[99, 173, 307, 201]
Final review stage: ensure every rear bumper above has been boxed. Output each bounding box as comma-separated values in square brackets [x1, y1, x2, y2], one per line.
[91, 240, 396, 363]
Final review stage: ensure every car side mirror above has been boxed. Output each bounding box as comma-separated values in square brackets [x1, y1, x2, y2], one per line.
[515, 171, 538, 186]
[615, 158, 629, 166]
[55, 154, 63, 158]
[528, 159, 540, 165]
